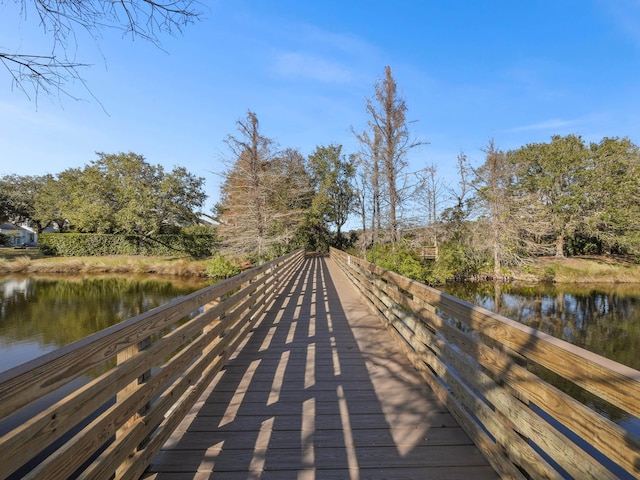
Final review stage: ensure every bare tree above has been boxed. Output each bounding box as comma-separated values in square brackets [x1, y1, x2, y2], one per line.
[442, 151, 472, 231]
[471, 140, 516, 276]
[353, 127, 382, 245]
[1, 0, 200, 100]
[414, 162, 446, 249]
[415, 163, 445, 226]
[358, 66, 425, 244]
[219, 110, 274, 258]
[267, 147, 314, 250]
[218, 111, 313, 258]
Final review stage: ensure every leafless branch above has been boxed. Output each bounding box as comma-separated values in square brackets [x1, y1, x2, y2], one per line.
[2, 0, 201, 100]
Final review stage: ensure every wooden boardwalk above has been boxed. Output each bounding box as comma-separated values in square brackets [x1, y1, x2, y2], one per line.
[145, 256, 498, 479]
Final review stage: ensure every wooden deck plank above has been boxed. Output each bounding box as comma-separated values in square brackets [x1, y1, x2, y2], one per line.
[147, 465, 499, 480]
[157, 425, 473, 449]
[145, 256, 498, 479]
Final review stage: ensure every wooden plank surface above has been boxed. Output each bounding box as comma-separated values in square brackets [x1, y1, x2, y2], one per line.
[145, 256, 498, 480]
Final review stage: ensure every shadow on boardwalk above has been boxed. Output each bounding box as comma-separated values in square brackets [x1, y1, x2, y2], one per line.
[146, 256, 497, 480]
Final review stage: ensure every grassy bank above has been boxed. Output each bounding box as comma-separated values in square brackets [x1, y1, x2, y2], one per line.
[0, 249, 210, 277]
[2, 249, 640, 283]
[515, 255, 640, 283]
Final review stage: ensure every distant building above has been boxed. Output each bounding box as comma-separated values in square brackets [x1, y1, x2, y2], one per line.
[0, 223, 37, 247]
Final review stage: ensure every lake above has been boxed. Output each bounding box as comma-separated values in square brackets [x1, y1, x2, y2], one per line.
[0, 274, 211, 373]
[441, 280, 640, 443]
[2, 275, 639, 373]
[440, 281, 640, 371]
[1, 274, 638, 475]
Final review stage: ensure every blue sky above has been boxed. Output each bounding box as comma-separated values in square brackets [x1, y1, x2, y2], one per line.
[1, 1, 640, 216]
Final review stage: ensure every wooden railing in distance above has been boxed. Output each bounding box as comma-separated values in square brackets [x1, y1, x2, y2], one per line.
[421, 245, 438, 260]
[0, 249, 304, 480]
[330, 247, 640, 480]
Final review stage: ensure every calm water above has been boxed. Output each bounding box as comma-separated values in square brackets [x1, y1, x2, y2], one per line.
[440, 281, 640, 451]
[0, 274, 210, 373]
[440, 281, 640, 371]
[1, 275, 638, 477]
[3, 276, 639, 372]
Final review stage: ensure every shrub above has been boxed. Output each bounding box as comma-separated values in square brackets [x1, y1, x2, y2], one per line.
[541, 266, 556, 283]
[429, 241, 483, 284]
[365, 244, 429, 282]
[206, 254, 242, 279]
[38, 233, 218, 257]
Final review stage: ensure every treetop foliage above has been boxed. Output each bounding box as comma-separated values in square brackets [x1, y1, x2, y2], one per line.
[2, 61, 639, 279]
[217, 110, 320, 258]
[0, 151, 207, 237]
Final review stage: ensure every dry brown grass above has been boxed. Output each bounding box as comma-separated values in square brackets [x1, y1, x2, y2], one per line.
[519, 255, 640, 283]
[0, 253, 210, 277]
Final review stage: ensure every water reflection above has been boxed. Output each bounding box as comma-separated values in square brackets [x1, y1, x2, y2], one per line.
[441, 282, 640, 371]
[441, 281, 640, 444]
[0, 274, 210, 373]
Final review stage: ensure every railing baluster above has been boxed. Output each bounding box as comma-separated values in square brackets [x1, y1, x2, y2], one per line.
[330, 247, 640, 480]
[116, 336, 152, 478]
[0, 249, 304, 480]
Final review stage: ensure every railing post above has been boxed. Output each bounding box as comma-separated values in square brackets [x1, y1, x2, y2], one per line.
[203, 297, 221, 334]
[116, 336, 152, 477]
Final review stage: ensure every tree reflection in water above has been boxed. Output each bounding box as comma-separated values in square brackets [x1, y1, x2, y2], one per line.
[442, 281, 640, 370]
[0, 274, 210, 373]
[442, 281, 640, 432]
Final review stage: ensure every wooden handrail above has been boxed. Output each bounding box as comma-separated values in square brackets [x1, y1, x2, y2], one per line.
[0, 249, 304, 480]
[330, 247, 640, 480]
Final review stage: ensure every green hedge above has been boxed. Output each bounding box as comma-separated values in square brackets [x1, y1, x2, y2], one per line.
[38, 233, 217, 257]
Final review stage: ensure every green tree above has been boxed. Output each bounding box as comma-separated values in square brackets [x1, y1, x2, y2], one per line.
[308, 144, 356, 241]
[510, 135, 591, 257]
[100, 152, 161, 234]
[0, 190, 9, 223]
[32, 175, 68, 232]
[0, 174, 55, 231]
[55, 152, 206, 234]
[56, 164, 115, 233]
[157, 166, 209, 231]
[586, 137, 640, 253]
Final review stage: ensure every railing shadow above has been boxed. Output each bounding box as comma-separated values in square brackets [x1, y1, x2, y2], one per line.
[146, 255, 492, 478]
[329, 247, 640, 480]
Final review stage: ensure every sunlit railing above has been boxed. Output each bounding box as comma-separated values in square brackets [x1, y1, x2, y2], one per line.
[0, 249, 304, 480]
[331, 247, 640, 480]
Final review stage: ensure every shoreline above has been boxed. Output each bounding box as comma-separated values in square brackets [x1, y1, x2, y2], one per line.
[0, 253, 210, 277]
[1, 251, 639, 283]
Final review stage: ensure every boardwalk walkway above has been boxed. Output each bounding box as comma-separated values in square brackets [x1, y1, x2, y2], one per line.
[145, 256, 498, 479]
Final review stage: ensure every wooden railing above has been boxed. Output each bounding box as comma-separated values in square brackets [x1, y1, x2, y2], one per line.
[0, 249, 304, 480]
[421, 244, 438, 260]
[331, 248, 640, 480]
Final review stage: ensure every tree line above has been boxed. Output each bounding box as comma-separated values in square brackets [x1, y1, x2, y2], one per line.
[0, 152, 207, 237]
[2, 66, 639, 281]
[470, 135, 640, 276]
[214, 66, 640, 280]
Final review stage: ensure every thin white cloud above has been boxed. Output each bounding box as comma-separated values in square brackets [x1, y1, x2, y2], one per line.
[258, 18, 382, 86]
[503, 118, 582, 133]
[598, 0, 640, 47]
[272, 51, 353, 83]
[294, 23, 378, 58]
